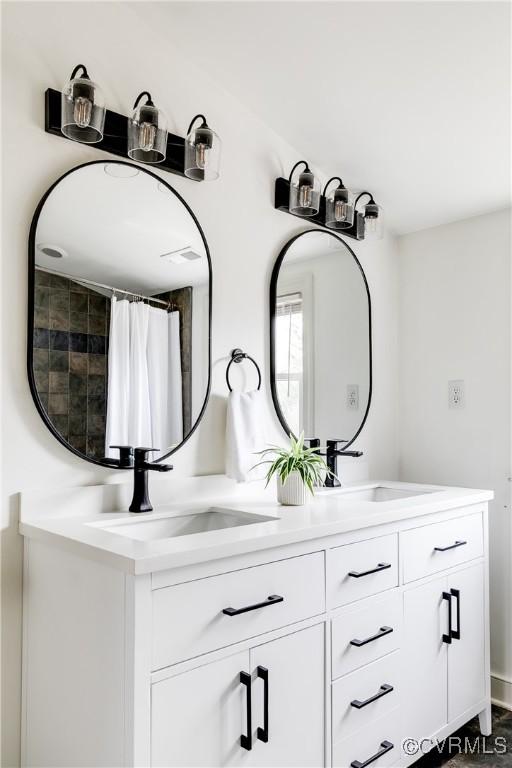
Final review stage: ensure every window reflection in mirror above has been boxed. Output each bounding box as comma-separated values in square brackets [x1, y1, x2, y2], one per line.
[30, 161, 211, 466]
[271, 230, 371, 446]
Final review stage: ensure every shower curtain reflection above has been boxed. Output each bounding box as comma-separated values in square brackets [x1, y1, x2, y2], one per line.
[105, 298, 183, 458]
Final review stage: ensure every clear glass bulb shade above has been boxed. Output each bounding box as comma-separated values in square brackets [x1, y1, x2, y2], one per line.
[184, 125, 221, 180]
[128, 103, 168, 164]
[61, 76, 105, 144]
[289, 172, 320, 216]
[364, 204, 384, 240]
[325, 189, 354, 229]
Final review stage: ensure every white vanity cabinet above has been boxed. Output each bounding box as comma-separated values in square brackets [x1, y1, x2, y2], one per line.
[20, 491, 491, 768]
[151, 623, 325, 767]
[403, 562, 486, 741]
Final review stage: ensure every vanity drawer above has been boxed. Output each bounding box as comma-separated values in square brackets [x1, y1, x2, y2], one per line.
[152, 552, 325, 669]
[332, 708, 401, 768]
[332, 651, 401, 744]
[331, 592, 402, 679]
[401, 510, 484, 583]
[328, 534, 398, 608]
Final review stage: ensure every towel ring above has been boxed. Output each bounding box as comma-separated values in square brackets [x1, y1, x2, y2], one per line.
[226, 348, 262, 392]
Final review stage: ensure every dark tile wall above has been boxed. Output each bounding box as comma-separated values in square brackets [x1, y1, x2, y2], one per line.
[33, 269, 110, 459]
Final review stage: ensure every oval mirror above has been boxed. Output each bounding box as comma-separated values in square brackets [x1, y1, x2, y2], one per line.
[270, 229, 371, 447]
[28, 161, 211, 467]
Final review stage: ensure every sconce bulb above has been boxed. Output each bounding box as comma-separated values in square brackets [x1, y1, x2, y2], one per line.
[139, 121, 157, 152]
[73, 96, 93, 128]
[365, 216, 377, 234]
[195, 143, 208, 170]
[299, 183, 313, 210]
[334, 200, 348, 222]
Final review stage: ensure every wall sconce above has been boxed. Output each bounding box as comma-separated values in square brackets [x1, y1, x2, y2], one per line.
[184, 115, 221, 180]
[355, 192, 384, 240]
[48, 73, 220, 181]
[288, 161, 320, 216]
[127, 92, 168, 164]
[323, 177, 354, 230]
[61, 64, 105, 144]
[274, 169, 384, 241]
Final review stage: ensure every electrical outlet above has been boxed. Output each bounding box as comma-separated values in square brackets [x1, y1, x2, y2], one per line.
[347, 384, 359, 410]
[449, 380, 465, 409]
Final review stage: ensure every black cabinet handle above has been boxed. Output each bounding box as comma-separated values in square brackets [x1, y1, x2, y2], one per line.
[451, 588, 461, 640]
[351, 740, 394, 768]
[350, 626, 393, 647]
[442, 591, 452, 644]
[240, 671, 252, 751]
[434, 540, 467, 552]
[223, 594, 283, 616]
[256, 666, 269, 743]
[350, 683, 394, 709]
[348, 562, 391, 578]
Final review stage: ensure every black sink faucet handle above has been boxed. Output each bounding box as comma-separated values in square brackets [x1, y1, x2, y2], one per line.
[304, 437, 321, 452]
[108, 445, 134, 467]
[327, 439, 349, 452]
[133, 447, 173, 472]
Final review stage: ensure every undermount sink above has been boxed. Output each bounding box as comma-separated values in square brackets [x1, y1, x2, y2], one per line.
[96, 507, 278, 542]
[335, 485, 435, 503]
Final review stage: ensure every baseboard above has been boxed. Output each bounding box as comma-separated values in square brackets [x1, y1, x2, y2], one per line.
[491, 673, 512, 711]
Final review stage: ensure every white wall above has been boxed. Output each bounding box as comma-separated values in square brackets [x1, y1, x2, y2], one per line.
[398, 208, 512, 707]
[0, 3, 399, 764]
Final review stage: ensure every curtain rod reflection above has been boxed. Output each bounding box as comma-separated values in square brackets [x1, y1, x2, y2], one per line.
[35, 265, 172, 308]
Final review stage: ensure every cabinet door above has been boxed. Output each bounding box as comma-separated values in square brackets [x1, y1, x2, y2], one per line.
[248, 623, 325, 767]
[447, 562, 486, 721]
[403, 577, 448, 742]
[151, 650, 250, 767]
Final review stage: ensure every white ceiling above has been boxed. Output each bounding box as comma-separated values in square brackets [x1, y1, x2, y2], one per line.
[151, 1, 511, 234]
[35, 162, 208, 294]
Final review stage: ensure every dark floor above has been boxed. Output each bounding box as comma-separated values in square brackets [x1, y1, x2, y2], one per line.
[413, 707, 512, 767]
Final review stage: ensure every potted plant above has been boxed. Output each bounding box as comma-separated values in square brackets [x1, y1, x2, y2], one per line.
[254, 433, 332, 506]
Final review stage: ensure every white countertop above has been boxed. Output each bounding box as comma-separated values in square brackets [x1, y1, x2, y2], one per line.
[19, 480, 493, 574]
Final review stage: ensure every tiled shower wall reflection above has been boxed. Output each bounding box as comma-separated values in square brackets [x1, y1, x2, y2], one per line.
[33, 269, 110, 459]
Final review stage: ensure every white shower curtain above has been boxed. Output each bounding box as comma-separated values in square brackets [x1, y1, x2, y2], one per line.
[105, 298, 183, 458]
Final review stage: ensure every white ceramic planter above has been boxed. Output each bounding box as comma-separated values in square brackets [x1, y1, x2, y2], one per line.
[277, 472, 307, 506]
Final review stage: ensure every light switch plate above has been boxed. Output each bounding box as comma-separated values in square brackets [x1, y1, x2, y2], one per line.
[449, 380, 465, 409]
[347, 384, 359, 410]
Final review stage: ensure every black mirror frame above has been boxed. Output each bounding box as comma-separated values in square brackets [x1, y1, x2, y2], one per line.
[27, 160, 212, 469]
[269, 228, 372, 449]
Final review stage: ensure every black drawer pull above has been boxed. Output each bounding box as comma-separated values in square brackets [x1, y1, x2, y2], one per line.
[240, 671, 252, 751]
[350, 626, 393, 647]
[348, 562, 391, 578]
[256, 666, 269, 743]
[223, 594, 283, 616]
[350, 683, 394, 709]
[442, 591, 452, 644]
[434, 540, 467, 552]
[351, 740, 394, 768]
[451, 588, 461, 640]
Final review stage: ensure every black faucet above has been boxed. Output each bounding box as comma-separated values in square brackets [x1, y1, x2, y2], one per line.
[325, 440, 363, 488]
[129, 447, 173, 513]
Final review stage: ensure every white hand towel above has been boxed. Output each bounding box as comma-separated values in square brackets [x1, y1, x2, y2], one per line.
[225, 389, 267, 483]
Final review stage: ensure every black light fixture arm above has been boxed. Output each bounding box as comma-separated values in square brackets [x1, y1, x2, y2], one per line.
[323, 176, 344, 196]
[133, 91, 154, 109]
[187, 113, 208, 133]
[354, 191, 375, 210]
[288, 160, 310, 182]
[70, 64, 89, 80]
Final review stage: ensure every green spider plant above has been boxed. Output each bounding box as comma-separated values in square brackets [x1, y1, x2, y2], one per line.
[253, 432, 334, 494]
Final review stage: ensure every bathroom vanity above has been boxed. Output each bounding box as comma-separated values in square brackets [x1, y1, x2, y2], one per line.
[20, 480, 492, 768]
